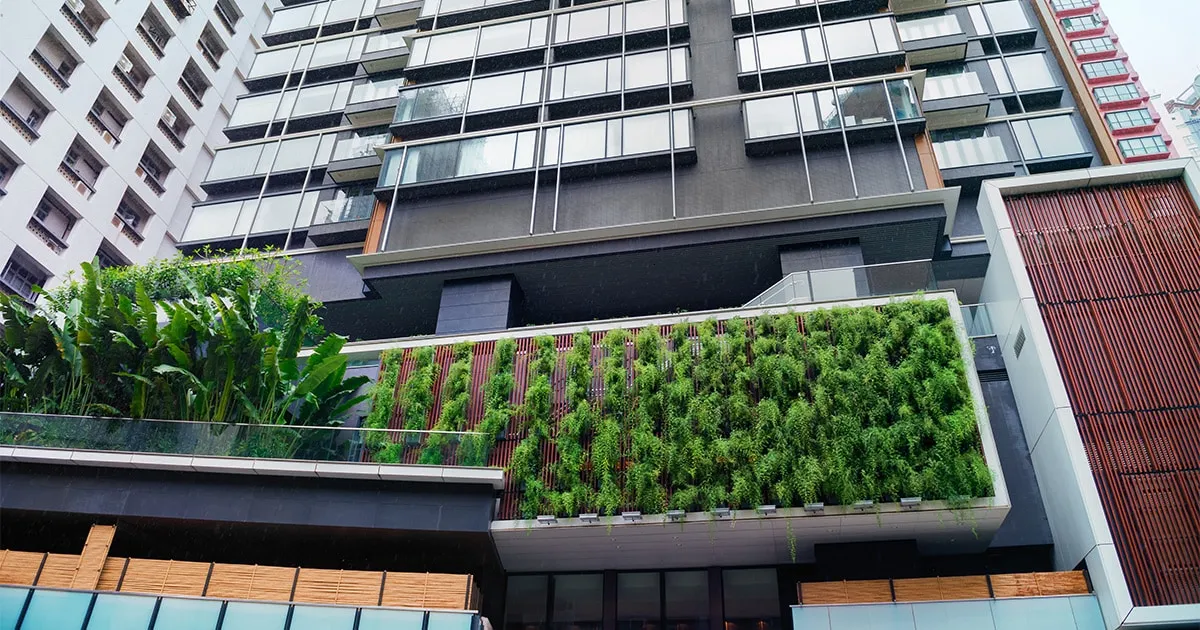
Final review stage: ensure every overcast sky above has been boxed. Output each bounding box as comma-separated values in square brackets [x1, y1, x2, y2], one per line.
[1101, 0, 1200, 99]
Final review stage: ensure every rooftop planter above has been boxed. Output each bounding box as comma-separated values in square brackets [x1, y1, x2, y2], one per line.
[365, 292, 1008, 569]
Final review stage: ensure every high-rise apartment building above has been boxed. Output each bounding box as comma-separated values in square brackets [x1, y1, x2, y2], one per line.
[5, 1, 1200, 630]
[1031, 0, 1177, 164]
[0, 0, 272, 302]
[1166, 74, 1200, 159]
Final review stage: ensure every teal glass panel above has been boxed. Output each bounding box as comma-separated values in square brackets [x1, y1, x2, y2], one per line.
[85, 593, 156, 630]
[358, 609, 426, 630]
[428, 612, 476, 630]
[1068, 597, 1105, 630]
[991, 598, 1074, 630]
[151, 599, 221, 630]
[827, 604, 915, 630]
[287, 605, 357, 630]
[910, 601, 995, 630]
[20, 590, 91, 630]
[791, 607, 830, 630]
[0, 587, 30, 630]
[219, 602, 288, 630]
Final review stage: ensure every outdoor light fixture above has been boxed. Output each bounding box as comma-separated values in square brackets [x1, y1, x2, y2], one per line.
[536, 515, 557, 525]
[853, 500, 874, 512]
[579, 513, 600, 523]
[803, 503, 825, 514]
[667, 509, 686, 521]
[756, 504, 777, 516]
[712, 507, 732, 518]
[622, 511, 643, 522]
[900, 497, 922, 510]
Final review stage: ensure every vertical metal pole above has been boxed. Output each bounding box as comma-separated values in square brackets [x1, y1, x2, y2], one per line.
[666, 0, 678, 219]
[551, 123, 565, 231]
[814, 2, 858, 198]
[886, 79, 916, 192]
[528, 17, 553, 235]
[379, 145, 408, 250]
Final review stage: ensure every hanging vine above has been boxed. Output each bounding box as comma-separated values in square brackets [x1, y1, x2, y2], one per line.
[511, 336, 556, 518]
[593, 329, 628, 516]
[459, 338, 517, 466]
[419, 342, 473, 465]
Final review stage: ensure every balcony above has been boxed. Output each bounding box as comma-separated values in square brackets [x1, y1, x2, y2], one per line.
[328, 132, 390, 183]
[114, 215, 145, 245]
[0, 100, 41, 142]
[735, 17, 904, 91]
[898, 14, 967, 66]
[932, 135, 1014, 184]
[360, 30, 412, 74]
[157, 118, 186, 150]
[377, 0, 424, 29]
[112, 67, 145, 101]
[0, 412, 503, 486]
[86, 108, 123, 146]
[922, 72, 989, 130]
[729, 0, 888, 33]
[58, 161, 96, 199]
[27, 217, 70, 253]
[60, 3, 100, 44]
[29, 50, 71, 90]
[177, 77, 205, 108]
[163, 0, 195, 20]
[136, 161, 166, 195]
[418, 0, 550, 30]
[745, 260, 937, 307]
[347, 77, 406, 125]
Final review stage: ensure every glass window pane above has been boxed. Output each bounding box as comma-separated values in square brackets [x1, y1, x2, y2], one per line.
[183, 200, 244, 241]
[723, 569, 780, 630]
[86, 593, 156, 630]
[288, 605, 357, 630]
[325, 0, 361, 23]
[359, 609, 426, 630]
[458, 134, 518, 176]
[870, 19, 899, 52]
[468, 72, 529, 112]
[551, 574, 603, 630]
[626, 0, 667, 32]
[250, 194, 302, 233]
[561, 121, 608, 163]
[295, 190, 320, 228]
[396, 81, 470, 122]
[229, 92, 282, 127]
[745, 95, 799, 138]
[423, 29, 478, 64]
[151, 597, 222, 628]
[755, 31, 809, 70]
[428, 612, 476, 630]
[673, 110, 691, 148]
[21, 589, 92, 630]
[249, 48, 296, 78]
[618, 573, 660, 630]
[984, 0, 1031, 32]
[479, 20, 534, 55]
[554, 59, 607, 99]
[543, 127, 562, 166]
[837, 82, 891, 127]
[816, 89, 840, 129]
[826, 20, 877, 60]
[664, 571, 707, 630]
[273, 136, 321, 171]
[505, 576, 549, 630]
[560, 7, 610, 42]
[293, 83, 339, 116]
[311, 38, 353, 67]
[515, 130, 537, 168]
[1006, 54, 1056, 91]
[805, 27, 825, 63]
[735, 38, 758, 73]
[1016, 115, 1086, 159]
[208, 145, 264, 181]
[967, 5, 989, 34]
[625, 50, 669, 90]
[988, 58, 1012, 93]
[623, 112, 671, 155]
[219, 602, 288, 630]
[888, 80, 920, 121]
[0, 587, 30, 630]
[256, 142, 279, 174]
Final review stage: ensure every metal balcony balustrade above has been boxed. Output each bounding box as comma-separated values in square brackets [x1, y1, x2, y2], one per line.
[0, 412, 497, 470]
[744, 259, 938, 307]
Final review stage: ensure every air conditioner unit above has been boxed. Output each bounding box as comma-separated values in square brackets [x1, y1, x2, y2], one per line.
[66, 0, 85, 13]
[75, 181, 89, 196]
[161, 108, 177, 127]
[117, 55, 134, 73]
[101, 130, 115, 145]
[183, 0, 197, 12]
[116, 204, 142, 228]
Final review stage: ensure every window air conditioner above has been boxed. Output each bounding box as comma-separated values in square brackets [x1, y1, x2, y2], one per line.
[161, 108, 177, 127]
[76, 181, 90, 196]
[66, 0, 85, 14]
[117, 55, 134, 73]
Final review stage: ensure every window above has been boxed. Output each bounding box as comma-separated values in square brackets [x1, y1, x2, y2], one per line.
[312, 184, 376, 224]
[896, 14, 963, 42]
[61, 0, 108, 44]
[743, 79, 920, 139]
[1053, 0, 1094, 9]
[553, 0, 685, 44]
[665, 572, 708, 630]
[95, 242, 130, 269]
[197, 24, 228, 70]
[1106, 108, 1154, 130]
[542, 110, 692, 166]
[1, 78, 51, 139]
[409, 16, 548, 67]
[1082, 59, 1128, 80]
[823, 18, 900, 61]
[932, 127, 1009, 167]
[31, 29, 80, 89]
[137, 7, 172, 58]
[138, 144, 171, 195]
[549, 47, 688, 101]
[248, 47, 298, 78]
[723, 569, 780, 630]
[1061, 14, 1103, 33]
[178, 61, 211, 108]
[266, 2, 327, 35]
[504, 576, 548, 630]
[1071, 36, 1115, 56]
[1094, 82, 1140, 104]
[467, 69, 543, 112]
[116, 190, 152, 234]
[113, 46, 152, 100]
[62, 138, 104, 194]
[989, 53, 1057, 93]
[221, 601, 289, 630]
[1012, 114, 1087, 160]
[214, 0, 242, 34]
[1118, 135, 1168, 157]
[89, 89, 129, 146]
[969, 1, 1032, 35]
[618, 573, 659, 630]
[395, 80, 470, 123]
[1, 250, 50, 302]
[158, 99, 192, 150]
[735, 27, 825, 73]
[551, 574, 603, 630]
[31, 192, 77, 252]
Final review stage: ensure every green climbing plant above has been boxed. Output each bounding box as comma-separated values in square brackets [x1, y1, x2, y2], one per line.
[420, 343, 473, 465]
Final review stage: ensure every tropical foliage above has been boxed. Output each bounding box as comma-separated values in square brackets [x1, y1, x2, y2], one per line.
[375, 298, 992, 517]
[0, 263, 367, 434]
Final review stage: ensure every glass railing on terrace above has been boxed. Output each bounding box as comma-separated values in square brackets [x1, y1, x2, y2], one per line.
[2, 585, 480, 630]
[745, 260, 937, 308]
[932, 134, 1009, 168]
[961, 303, 995, 337]
[421, 0, 527, 18]
[312, 191, 376, 225]
[364, 29, 411, 54]
[350, 76, 406, 104]
[924, 72, 986, 100]
[897, 14, 964, 42]
[332, 132, 391, 161]
[0, 412, 498, 468]
[731, 0, 850, 16]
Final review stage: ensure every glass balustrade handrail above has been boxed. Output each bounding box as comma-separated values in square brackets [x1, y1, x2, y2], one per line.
[0, 411, 498, 468]
[745, 260, 938, 308]
[961, 303, 995, 337]
[350, 78, 406, 104]
[924, 72, 986, 100]
[332, 134, 392, 160]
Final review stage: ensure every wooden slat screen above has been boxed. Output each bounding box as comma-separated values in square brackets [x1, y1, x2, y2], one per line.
[206, 564, 297, 601]
[96, 557, 126, 591]
[35, 554, 83, 588]
[73, 524, 116, 590]
[119, 559, 208, 596]
[293, 568, 383, 606]
[799, 572, 1090, 605]
[0, 551, 45, 586]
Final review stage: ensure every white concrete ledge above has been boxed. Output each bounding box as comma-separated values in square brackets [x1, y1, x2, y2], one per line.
[1, 446, 505, 489]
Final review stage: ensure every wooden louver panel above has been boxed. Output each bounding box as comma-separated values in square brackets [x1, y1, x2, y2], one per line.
[73, 524, 116, 590]
[0, 551, 45, 586]
[119, 559, 208, 596]
[35, 554, 83, 588]
[206, 563, 296, 601]
[96, 557, 127, 591]
[293, 568, 383, 606]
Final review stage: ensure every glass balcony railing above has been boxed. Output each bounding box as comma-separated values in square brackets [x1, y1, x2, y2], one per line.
[745, 260, 937, 308]
[331, 132, 391, 161]
[2, 585, 481, 630]
[897, 14, 964, 42]
[924, 72, 986, 101]
[350, 76, 406, 104]
[961, 303, 995, 337]
[932, 135, 1009, 169]
[0, 411, 497, 468]
[364, 29, 410, 54]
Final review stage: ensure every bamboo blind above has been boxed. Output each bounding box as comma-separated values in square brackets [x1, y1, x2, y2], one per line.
[73, 525, 116, 590]
[0, 551, 45, 586]
[205, 564, 296, 601]
[96, 557, 126, 591]
[119, 559, 209, 596]
[798, 572, 1090, 605]
[294, 568, 383, 606]
[35, 554, 84, 588]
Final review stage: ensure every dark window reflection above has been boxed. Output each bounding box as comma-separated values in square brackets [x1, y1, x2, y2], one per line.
[552, 574, 604, 630]
[722, 569, 779, 630]
[505, 575, 549, 630]
[618, 573, 660, 630]
[665, 571, 708, 630]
